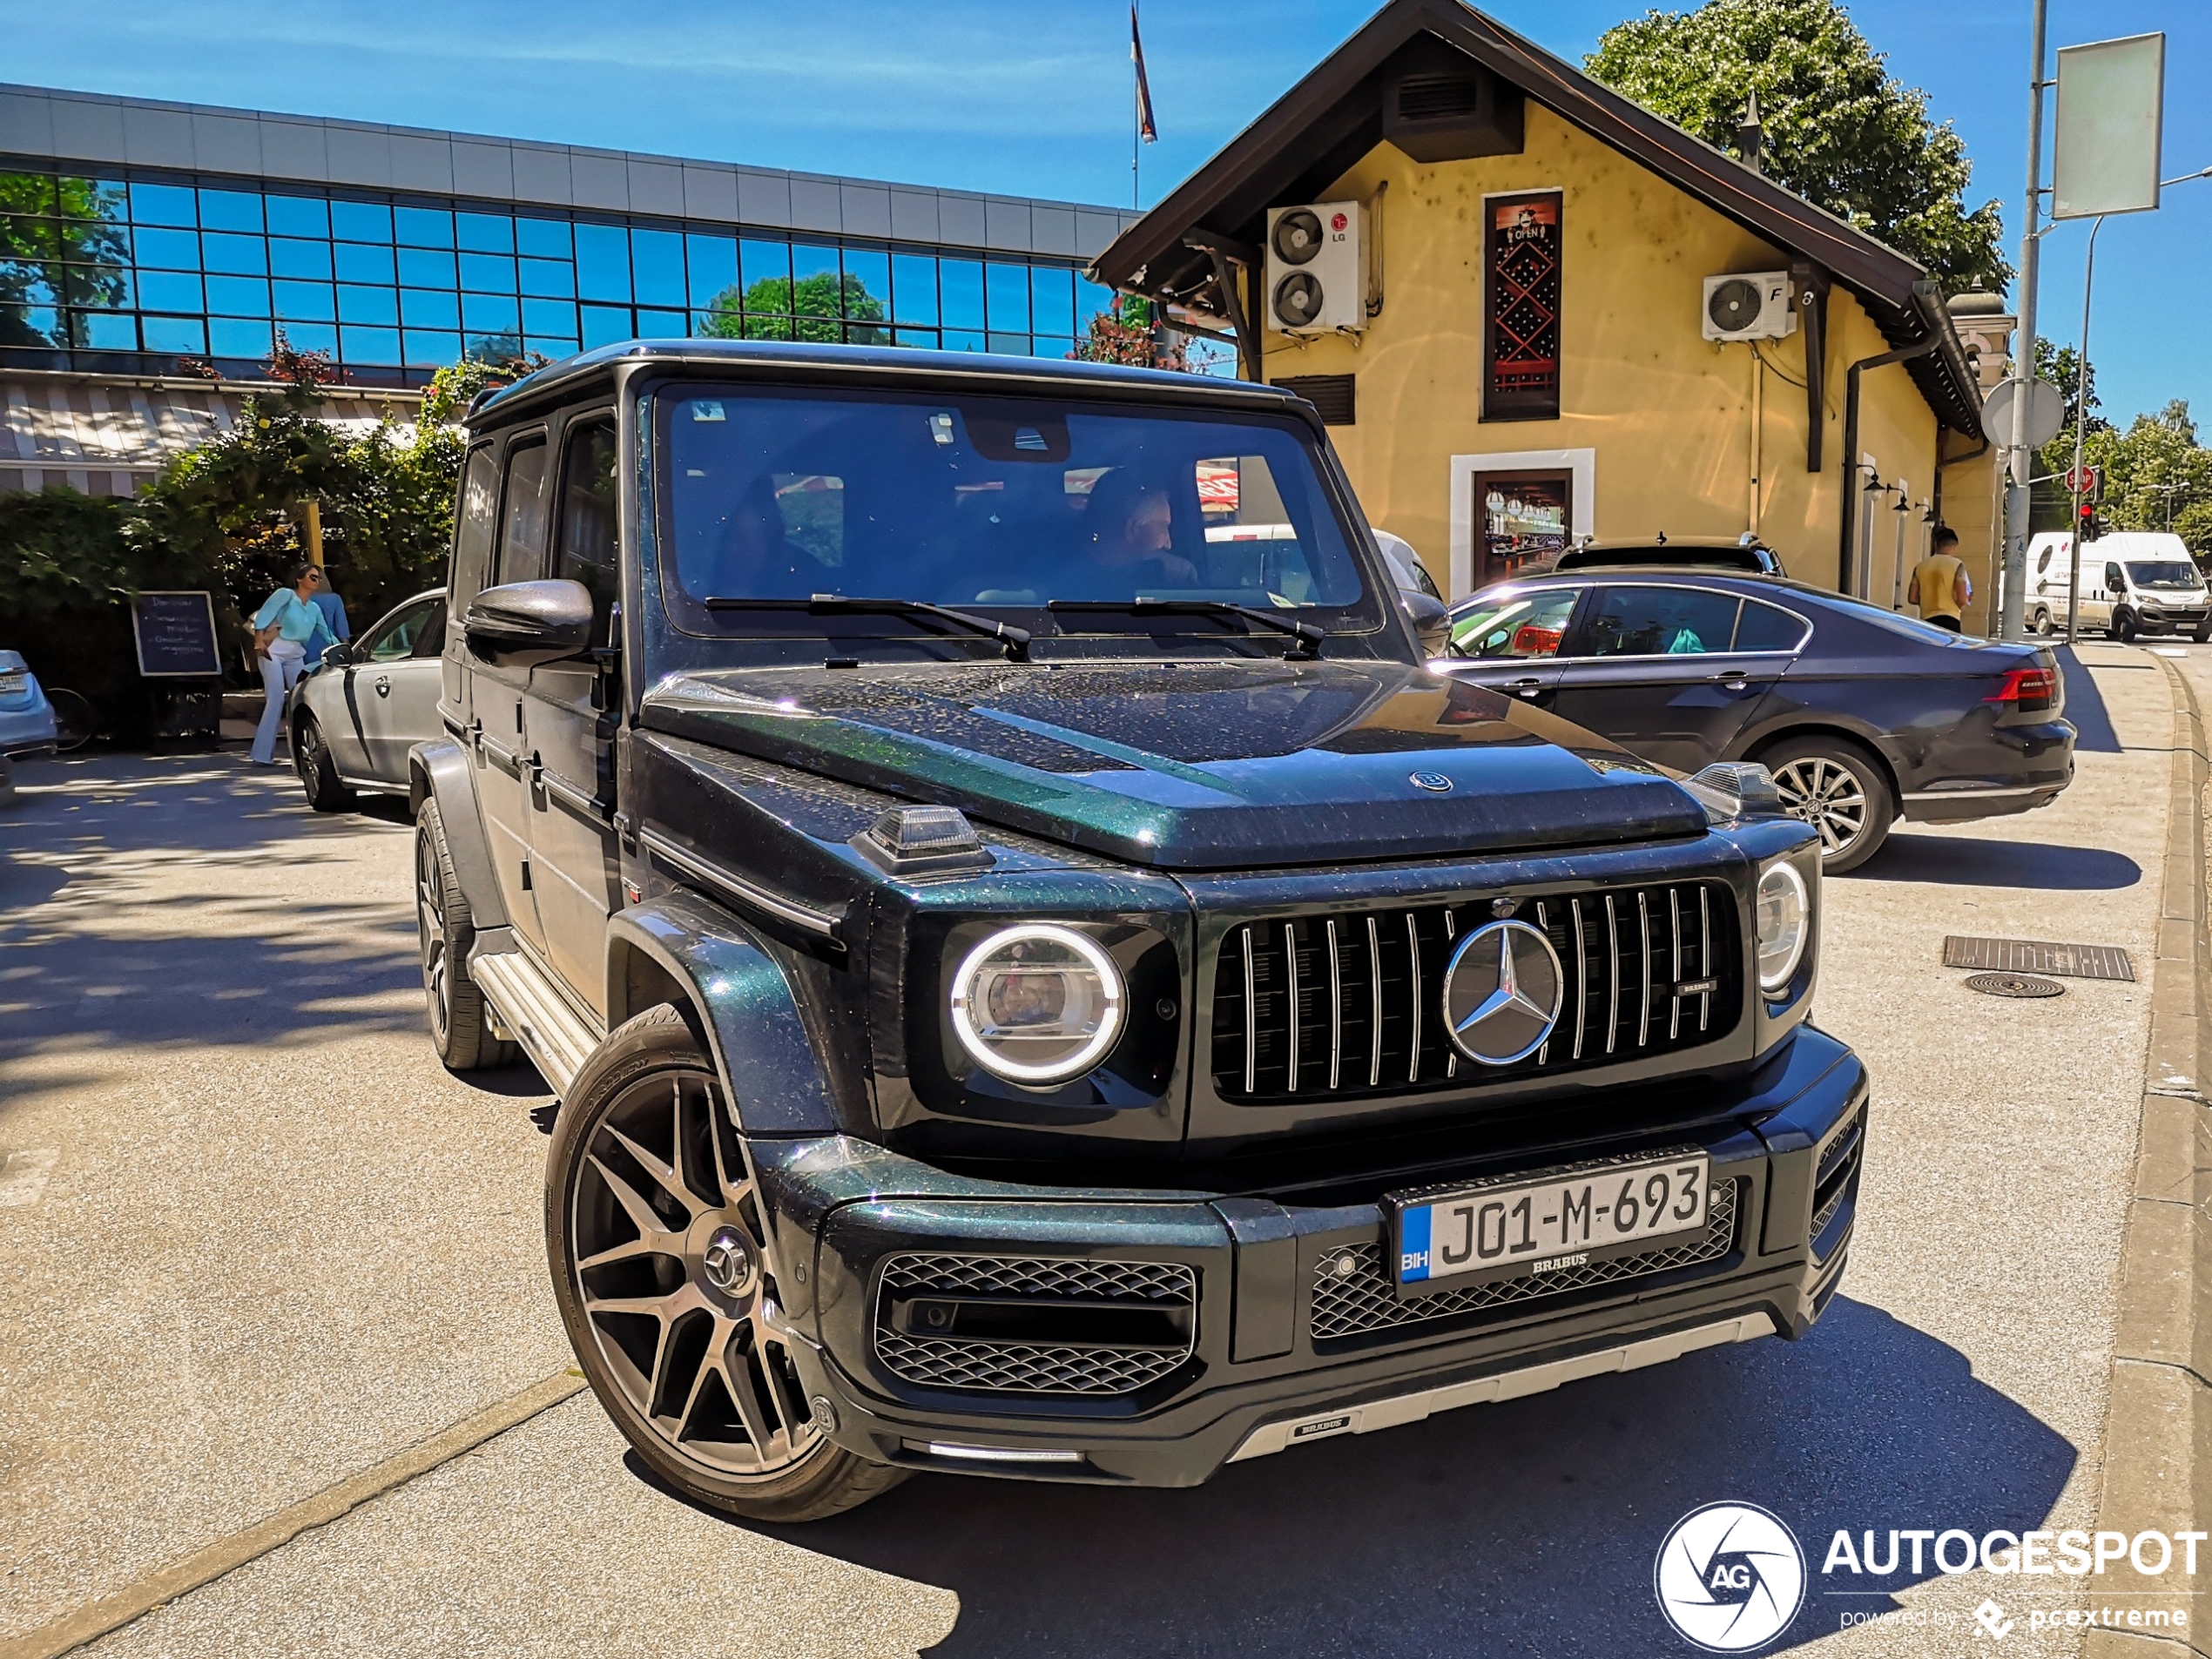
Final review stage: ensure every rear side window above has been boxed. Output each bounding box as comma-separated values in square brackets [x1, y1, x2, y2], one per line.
[496, 436, 551, 584]
[450, 446, 498, 607]
[1578, 586, 1741, 658]
[1734, 600, 1809, 653]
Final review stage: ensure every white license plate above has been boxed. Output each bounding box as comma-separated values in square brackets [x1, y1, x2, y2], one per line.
[1389, 1151, 1710, 1294]
[0, 672, 24, 698]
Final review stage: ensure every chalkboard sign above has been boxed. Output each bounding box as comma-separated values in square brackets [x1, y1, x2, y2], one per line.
[131, 590, 223, 678]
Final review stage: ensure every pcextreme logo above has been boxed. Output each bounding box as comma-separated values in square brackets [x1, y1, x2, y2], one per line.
[1654, 1502, 1807, 1652]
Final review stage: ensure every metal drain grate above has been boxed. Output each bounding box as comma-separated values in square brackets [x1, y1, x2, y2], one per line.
[1966, 972, 2066, 999]
[1943, 936, 2134, 981]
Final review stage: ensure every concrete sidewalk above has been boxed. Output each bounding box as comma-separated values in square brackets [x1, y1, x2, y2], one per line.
[0, 653, 2190, 1658]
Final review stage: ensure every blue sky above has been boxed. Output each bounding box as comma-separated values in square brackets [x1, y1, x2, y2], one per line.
[13, 1, 2208, 427]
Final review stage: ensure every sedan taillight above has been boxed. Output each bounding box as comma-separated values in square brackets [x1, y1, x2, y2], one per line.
[1986, 667, 2058, 712]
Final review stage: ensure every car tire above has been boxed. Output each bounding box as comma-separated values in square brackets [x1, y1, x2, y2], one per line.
[415, 799, 517, 1071]
[2194, 622, 2211, 644]
[2031, 607, 2054, 637]
[1758, 735, 1896, 874]
[547, 1005, 907, 1523]
[2114, 610, 2138, 643]
[293, 714, 355, 813]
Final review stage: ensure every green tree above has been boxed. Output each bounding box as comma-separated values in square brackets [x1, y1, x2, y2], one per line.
[2071, 402, 2212, 559]
[697, 273, 888, 345]
[1586, 0, 2007, 293]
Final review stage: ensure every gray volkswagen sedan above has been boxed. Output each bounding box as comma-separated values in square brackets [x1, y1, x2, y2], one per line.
[288, 587, 446, 810]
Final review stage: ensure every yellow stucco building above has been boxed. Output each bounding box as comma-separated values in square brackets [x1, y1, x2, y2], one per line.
[1096, 0, 2003, 631]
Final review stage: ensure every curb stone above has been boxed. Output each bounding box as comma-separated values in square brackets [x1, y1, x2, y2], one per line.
[2088, 656, 2212, 1656]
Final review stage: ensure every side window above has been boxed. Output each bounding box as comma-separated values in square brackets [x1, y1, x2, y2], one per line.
[2105, 563, 2126, 592]
[1734, 600, 1809, 653]
[1447, 587, 1581, 659]
[1578, 586, 1743, 658]
[556, 418, 621, 640]
[496, 435, 551, 585]
[362, 598, 435, 662]
[450, 446, 498, 608]
[2035, 548, 2052, 576]
[412, 598, 448, 658]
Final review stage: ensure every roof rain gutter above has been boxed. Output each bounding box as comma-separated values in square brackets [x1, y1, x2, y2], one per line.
[1838, 332, 1942, 593]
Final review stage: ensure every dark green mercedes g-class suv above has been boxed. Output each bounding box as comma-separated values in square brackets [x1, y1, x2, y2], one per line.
[409, 340, 1865, 1521]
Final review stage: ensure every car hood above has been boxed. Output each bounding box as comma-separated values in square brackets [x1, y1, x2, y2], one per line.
[637, 659, 1706, 870]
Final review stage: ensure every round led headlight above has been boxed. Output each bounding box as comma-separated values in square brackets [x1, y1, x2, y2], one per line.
[1756, 860, 1811, 994]
[948, 924, 1124, 1084]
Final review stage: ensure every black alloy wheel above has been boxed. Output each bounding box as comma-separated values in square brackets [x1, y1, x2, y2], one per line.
[415, 799, 515, 1071]
[293, 714, 354, 813]
[547, 1006, 906, 1522]
[1761, 735, 1895, 873]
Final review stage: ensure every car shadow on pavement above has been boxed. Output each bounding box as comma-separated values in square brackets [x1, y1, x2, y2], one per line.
[1849, 833, 2141, 890]
[666, 1297, 2073, 1657]
[2054, 647, 2122, 754]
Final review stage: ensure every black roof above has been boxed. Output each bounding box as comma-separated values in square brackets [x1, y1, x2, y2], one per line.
[468, 337, 1300, 428]
[1092, 0, 1983, 439]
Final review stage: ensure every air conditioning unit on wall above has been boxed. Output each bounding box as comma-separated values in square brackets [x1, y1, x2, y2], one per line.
[1702, 272, 1797, 341]
[1266, 202, 1366, 334]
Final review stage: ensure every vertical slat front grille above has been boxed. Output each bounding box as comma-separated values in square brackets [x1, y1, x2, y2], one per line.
[1211, 881, 1740, 1103]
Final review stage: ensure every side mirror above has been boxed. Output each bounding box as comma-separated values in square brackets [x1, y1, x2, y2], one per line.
[463, 578, 594, 665]
[1399, 589, 1449, 653]
[320, 639, 353, 668]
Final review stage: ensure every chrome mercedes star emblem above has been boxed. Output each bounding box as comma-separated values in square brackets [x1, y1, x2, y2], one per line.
[702, 1228, 755, 1295]
[1409, 770, 1453, 793]
[1442, 920, 1565, 1064]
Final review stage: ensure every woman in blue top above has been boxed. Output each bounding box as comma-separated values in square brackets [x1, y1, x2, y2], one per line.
[249, 562, 333, 765]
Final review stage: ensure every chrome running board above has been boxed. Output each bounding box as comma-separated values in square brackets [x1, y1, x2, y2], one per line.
[1226, 1312, 1775, 1462]
[469, 943, 603, 1096]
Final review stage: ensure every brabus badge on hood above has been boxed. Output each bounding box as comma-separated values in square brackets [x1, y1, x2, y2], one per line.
[1409, 770, 1453, 793]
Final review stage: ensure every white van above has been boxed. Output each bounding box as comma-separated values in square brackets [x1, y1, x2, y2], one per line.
[2025, 530, 2209, 641]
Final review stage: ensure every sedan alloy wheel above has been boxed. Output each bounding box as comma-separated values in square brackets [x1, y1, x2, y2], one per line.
[1770, 752, 1878, 867]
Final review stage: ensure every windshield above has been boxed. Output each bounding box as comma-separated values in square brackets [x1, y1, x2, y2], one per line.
[2127, 562, 2202, 590]
[655, 384, 1378, 644]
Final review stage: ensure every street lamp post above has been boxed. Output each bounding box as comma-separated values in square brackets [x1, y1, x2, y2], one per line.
[2000, 0, 2051, 644]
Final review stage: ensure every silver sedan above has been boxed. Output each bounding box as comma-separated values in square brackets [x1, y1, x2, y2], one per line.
[287, 588, 446, 810]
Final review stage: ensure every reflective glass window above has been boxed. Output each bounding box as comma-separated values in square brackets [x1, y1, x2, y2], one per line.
[1035, 336, 1075, 361]
[341, 324, 402, 365]
[73, 311, 137, 350]
[401, 288, 460, 329]
[575, 224, 630, 301]
[4, 172, 58, 213]
[692, 309, 740, 340]
[465, 326, 523, 359]
[462, 293, 520, 334]
[9, 305, 60, 345]
[337, 284, 398, 325]
[987, 331, 1029, 356]
[516, 217, 571, 260]
[132, 227, 199, 270]
[520, 257, 574, 300]
[200, 233, 266, 276]
[7, 216, 59, 257]
[685, 233, 737, 308]
[459, 253, 516, 293]
[529, 334, 580, 359]
[942, 327, 985, 354]
[894, 327, 938, 350]
[140, 314, 205, 352]
[398, 247, 457, 289]
[130, 183, 196, 226]
[137, 271, 204, 313]
[637, 307, 685, 339]
[273, 281, 336, 323]
[395, 206, 453, 248]
[209, 317, 273, 357]
[1031, 266, 1074, 336]
[334, 242, 395, 285]
[523, 298, 577, 338]
[631, 228, 685, 307]
[940, 260, 983, 330]
[579, 304, 631, 347]
[64, 266, 132, 308]
[891, 254, 937, 325]
[985, 263, 1029, 332]
[280, 320, 338, 355]
[842, 248, 889, 320]
[739, 238, 788, 295]
[791, 244, 839, 320]
[405, 330, 462, 367]
[269, 238, 333, 280]
[1578, 586, 1743, 658]
[198, 189, 262, 233]
[455, 212, 513, 254]
[206, 275, 270, 317]
[265, 195, 329, 239]
[330, 200, 393, 244]
[4, 266, 58, 307]
[1076, 276, 1114, 331]
[59, 178, 126, 220]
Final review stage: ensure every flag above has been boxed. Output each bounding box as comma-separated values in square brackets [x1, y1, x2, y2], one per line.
[1131, 3, 1157, 144]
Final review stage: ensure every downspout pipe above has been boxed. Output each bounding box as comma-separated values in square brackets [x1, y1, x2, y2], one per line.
[1838, 334, 1942, 592]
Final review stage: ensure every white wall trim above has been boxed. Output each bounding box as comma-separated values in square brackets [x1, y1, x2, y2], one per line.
[1447, 447, 1598, 598]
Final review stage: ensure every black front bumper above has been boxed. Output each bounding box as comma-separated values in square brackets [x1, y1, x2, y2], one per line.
[754, 1027, 1867, 1487]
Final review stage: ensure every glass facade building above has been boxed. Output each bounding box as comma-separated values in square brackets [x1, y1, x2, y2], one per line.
[0, 85, 1137, 388]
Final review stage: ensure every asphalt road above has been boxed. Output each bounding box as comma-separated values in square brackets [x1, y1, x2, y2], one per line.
[0, 648, 2183, 1657]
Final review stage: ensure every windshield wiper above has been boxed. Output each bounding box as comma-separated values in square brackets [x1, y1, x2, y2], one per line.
[700, 595, 1031, 662]
[1048, 598, 1325, 659]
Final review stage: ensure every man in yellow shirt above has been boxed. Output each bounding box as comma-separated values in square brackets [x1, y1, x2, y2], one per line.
[1907, 527, 1972, 632]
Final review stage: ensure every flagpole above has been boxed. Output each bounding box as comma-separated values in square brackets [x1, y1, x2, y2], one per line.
[1131, 1, 1141, 210]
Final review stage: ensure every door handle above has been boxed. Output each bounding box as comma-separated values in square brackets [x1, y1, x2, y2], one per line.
[374, 675, 391, 698]
[1710, 671, 1751, 689]
[1507, 676, 1547, 698]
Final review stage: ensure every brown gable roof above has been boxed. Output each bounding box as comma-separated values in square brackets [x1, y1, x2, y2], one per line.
[1092, 0, 1983, 438]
